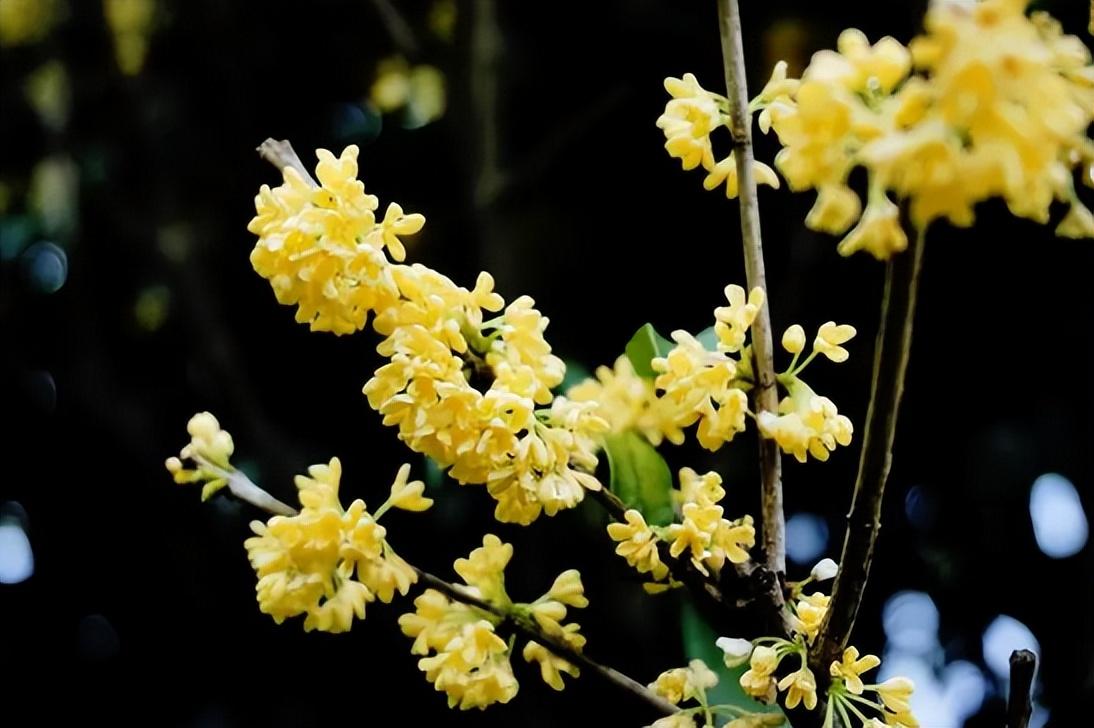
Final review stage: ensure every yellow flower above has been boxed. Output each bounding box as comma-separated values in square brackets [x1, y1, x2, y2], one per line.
[523, 641, 579, 691]
[546, 569, 588, 608]
[781, 324, 806, 355]
[607, 509, 669, 581]
[777, 666, 818, 710]
[248, 145, 405, 335]
[758, 381, 853, 463]
[790, 592, 830, 643]
[665, 502, 722, 571]
[649, 659, 718, 705]
[830, 646, 881, 694]
[417, 620, 519, 710]
[568, 356, 677, 445]
[165, 412, 236, 500]
[709, 515, 755, 570]
[453, 534, 513, 606]
[875, 676, 915, 714]
[714, 285, 765, 354]
[837, 194, 909, 260]
[241, 460, 425, 631]
[384, 463, 433, 512]
[399, 588, 477, 654]
[657, 73, 722, 171]
[813, 322, 857, 364]
[805, 183, 862, 235]
[702, 154, 781, 198]
[676, 467, 726, 508]
[739, 645, 780, 702]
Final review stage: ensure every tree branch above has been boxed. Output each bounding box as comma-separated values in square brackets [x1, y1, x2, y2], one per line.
[715, 0, 785, 577]
[257, 139, 317, 186]
[1007, 649, 1037, 728]
[810, 228, 925, 671]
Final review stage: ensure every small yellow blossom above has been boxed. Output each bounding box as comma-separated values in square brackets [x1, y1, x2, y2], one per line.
[676, 467, 726, 508]
[813, 322, 857, 363]
[876, 676, 915, 714]
[805, 184, 862, 236]
[714, 285, 765, 354]
[242, 459, 423, 631]
[453, 534, 513, 606]
[164, 412, 235, 500]
[739, 645, 780, 702]
[830, 646, 881, 694]
[649, 659, 718, 705]
[417, 619, 518, 710]
[383, 463, 433, 512]
[546, 569, 588, 608]
[703, 154, 781, 198]
[777, 666, 818, 710]
[758, 381, 853, 463]
[781, 324, 806, 355]
[790, 592, 830, 643]
[523, 641, 579, 691]
[837, 194, 909, 259]
[607, 509, 669, 581]
[1057, 200, 1094, 239]
[568, 356, 678, 446]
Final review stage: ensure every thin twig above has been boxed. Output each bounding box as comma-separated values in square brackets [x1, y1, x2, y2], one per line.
[225, 470, 297, 516]
[810, 228, 926, 671]
[715, 0, 785, 576]
[413, 567, 677, 717]
[1007, 649, 1037, 728]
[257, 139, 317, 186]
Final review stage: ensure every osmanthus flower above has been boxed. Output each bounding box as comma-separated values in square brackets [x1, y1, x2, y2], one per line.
[663, 468, 756, 576]
[164, 411, 236, 501]
[758, 322, 857, 463]
[567, 355, 679, 446]
[607, 509, 670, 582]
[753, 0, 1094, 257]
[248, 145, 413, 334]
[826, 657, 919, 727]
[400, 535, 589, 705]
[657, 73, 780, 198]
[242, 458, 428, 633]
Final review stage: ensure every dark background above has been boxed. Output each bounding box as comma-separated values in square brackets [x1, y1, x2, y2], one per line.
[1, 1, 1092, 725]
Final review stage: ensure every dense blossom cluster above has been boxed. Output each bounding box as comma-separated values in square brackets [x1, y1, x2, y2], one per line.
[249, 145, 607, 524]
[572, 286, 855, 464]
[399, 535, 588, 709]
[242, 457, 428, 633]
[607, 467, 755, 590]
[667, 0, 1094, 258]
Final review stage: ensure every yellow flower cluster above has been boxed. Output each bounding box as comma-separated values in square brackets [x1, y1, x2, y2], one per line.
[759, 322, 855, 463]
[752, 0, 1094, 258]
[242, 458, 427, 632]
[250, 146, 607, 525]
[399, 535, 587, 708]
[401, 590, 518, 710]
[650, 286, 761, 452]
[664, 468, 755, 576]
[657, 73, 780, 198]
[828, 650, 919, 728]
[164, 411, 236, 501]
[608, 468, 755, 588]
[568, 355, 678, 445]
[248, 145, 416, 335]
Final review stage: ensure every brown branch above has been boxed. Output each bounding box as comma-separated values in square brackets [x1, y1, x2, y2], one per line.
[413, 567, 677, 718]
[715, 0, 785, 576]
[810, 228, 926, 671]
[1007, 649, 1037, 728]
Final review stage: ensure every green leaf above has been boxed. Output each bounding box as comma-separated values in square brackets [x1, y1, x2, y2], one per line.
[680, 600, 785, 718]
[602, 430, 674, 526]
[625, 323, 674, 379]
[696, 325, 719, 351]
